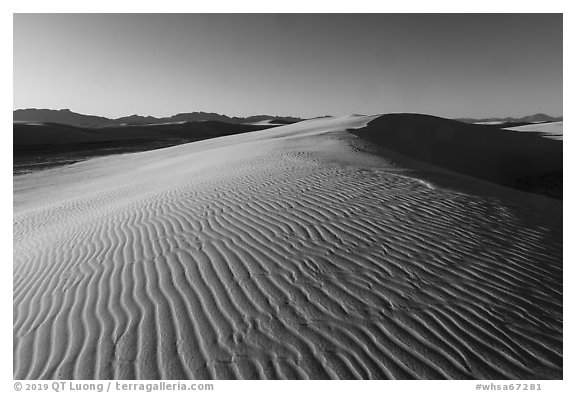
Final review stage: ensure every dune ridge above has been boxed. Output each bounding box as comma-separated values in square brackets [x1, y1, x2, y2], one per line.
[14, 115, 562, 379]
[351, 114, 562, 200]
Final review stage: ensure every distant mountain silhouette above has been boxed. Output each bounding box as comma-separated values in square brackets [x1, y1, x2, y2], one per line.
[455, 113, 562, 124]
[13, 109, 113, 127]
[13, 108, 303, 127]
[114, 114, 160, 125]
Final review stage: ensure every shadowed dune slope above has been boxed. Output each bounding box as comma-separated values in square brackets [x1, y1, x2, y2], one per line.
[14, 121, 271, 147]
[14, 121, 274, 174]
[351, 114, 562, 199]
[13, 123, 134, 146]
[14, 115, 562, 380]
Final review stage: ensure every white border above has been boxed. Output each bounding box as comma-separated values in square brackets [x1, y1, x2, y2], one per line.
[4, 2, 572, 392]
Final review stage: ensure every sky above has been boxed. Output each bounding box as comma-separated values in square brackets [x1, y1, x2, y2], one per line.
[13, 13, 563, 119]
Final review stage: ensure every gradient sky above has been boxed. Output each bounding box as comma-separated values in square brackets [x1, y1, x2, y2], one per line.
[13, 13, 562, 119]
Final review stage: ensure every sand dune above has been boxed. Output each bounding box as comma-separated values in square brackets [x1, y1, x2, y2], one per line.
[13, 121, 270, 147]
[13, 115, 562, 379]
[246, 119, 295, 126]
[14, 121, 274, 174]
[505, 122, 563, 140]
[353, 114, 562, 200]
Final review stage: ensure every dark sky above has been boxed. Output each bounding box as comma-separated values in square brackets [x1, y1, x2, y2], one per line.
[13, 13, 562, 119]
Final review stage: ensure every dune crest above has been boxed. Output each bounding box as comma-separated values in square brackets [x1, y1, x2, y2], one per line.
[14, 115, 562, 379]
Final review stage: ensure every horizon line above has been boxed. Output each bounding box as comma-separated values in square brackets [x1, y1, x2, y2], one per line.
[13, 107, 564, 121]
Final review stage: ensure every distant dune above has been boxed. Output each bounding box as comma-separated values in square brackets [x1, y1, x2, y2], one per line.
[505, 122, 563, 141]
[14, 115, 562, 379]
[456, 113, 562, 125]
[247, 119, 295, 126]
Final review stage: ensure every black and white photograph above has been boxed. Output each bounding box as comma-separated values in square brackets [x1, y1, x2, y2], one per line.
[9, 5, 568, 387]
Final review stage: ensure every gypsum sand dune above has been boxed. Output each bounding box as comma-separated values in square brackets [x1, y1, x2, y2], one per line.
[14, 115, 562, 380]
[351, 114, 562, 200]
[13, 121, 274, 174]
[505, 122, 563, 141]
[13, 121, 274, 147]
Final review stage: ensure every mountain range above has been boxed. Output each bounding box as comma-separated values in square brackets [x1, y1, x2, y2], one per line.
[455, 113, 562, 124]
[15, 108, 562, 128]
[13, 108, 303, 127]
